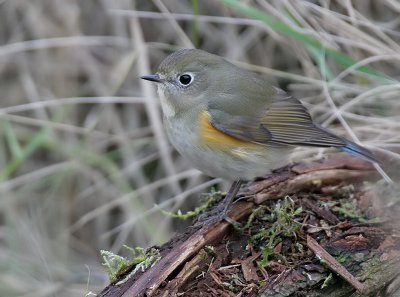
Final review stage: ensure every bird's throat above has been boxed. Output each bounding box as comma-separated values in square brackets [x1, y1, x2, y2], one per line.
[157, 87, 177, 118]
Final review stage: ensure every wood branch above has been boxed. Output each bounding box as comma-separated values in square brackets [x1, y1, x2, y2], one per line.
[99, 155, 398, 297]
[307, 235, 365, 293]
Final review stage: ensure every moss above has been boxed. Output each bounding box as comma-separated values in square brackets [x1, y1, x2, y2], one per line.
[247, 196, 303, 267]
[101, 245, 160, 283]
[158, 188, 222, 220]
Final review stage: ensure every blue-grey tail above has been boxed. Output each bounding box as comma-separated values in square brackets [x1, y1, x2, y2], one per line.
[340, 141, 378, 164]
[267, 122, 379, 164]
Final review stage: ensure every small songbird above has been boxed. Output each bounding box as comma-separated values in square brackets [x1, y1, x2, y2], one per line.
[141, 48, 376, 217]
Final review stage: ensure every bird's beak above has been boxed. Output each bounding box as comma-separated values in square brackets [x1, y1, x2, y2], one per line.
[140, 74, 162, 83]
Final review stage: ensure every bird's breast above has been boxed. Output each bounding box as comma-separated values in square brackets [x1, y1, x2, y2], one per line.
[163, 110, 291, 180]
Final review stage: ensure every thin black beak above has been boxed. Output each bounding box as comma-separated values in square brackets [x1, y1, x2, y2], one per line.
[140, 74, 162, 83]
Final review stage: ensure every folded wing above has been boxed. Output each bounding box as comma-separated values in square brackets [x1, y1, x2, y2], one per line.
[208, 89, 377, 162]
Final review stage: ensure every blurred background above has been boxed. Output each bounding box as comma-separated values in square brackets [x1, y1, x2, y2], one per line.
[0, 0, 399, 296]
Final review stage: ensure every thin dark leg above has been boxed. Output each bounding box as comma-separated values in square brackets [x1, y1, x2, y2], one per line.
[220, 179, 243, 222]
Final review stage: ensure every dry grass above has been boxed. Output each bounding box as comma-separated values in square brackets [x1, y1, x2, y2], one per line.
[0, 0, 399, 296]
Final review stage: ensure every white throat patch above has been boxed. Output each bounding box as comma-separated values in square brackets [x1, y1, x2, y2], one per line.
[157, 85, 176, 118]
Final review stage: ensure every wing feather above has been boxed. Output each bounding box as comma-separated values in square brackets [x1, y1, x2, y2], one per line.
[207, 84, 377, 163]
[208, 88, 346, 148]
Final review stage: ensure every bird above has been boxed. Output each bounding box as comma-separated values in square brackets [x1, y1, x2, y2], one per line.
[141, 48, 377, 220]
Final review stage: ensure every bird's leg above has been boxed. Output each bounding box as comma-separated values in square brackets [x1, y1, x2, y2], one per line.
[220, 179, 243, 225]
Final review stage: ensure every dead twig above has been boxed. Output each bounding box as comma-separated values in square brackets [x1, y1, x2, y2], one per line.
[306, 235, 365, 293]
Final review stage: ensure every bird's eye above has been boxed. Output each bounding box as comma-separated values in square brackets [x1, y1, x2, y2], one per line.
[178, 73, 193, 86]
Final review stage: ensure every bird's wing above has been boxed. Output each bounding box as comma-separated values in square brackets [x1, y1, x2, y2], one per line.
[208, 88, 345, 147]
[208, 89, 377, 162]
[260, 90, 346, 147]
[206, 71, 276, 143]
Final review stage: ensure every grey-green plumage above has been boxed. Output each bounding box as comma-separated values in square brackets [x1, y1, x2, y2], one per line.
[142, 48, 377, 181]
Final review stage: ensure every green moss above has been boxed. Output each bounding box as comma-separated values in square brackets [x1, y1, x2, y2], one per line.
[333, 200, 381, 224]
[101, 245, 160, 283]
[335, 253, 348, 264]
[248, 196, 303, 267]
[159, 188, 222, 220]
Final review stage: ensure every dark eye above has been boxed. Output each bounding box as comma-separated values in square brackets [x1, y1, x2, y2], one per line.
[179, 74, 193, 85]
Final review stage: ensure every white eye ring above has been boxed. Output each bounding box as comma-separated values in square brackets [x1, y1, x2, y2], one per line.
[178, 73, 194, 86]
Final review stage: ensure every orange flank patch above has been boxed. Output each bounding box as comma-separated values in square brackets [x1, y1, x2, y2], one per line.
[197, 111, 256, 150]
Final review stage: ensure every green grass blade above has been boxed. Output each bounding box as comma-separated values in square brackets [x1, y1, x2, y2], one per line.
[221, 0, 391, 82]
[4, 121, 23, 160]
[0, 124, 50, 182]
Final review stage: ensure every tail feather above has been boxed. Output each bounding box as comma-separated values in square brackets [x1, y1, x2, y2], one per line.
[313, 125, 378, 164]
[340, 141, 378, 164]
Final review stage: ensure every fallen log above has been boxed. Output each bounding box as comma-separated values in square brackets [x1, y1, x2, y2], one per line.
[99, 155, 400, 297]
